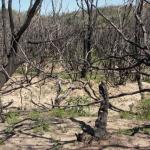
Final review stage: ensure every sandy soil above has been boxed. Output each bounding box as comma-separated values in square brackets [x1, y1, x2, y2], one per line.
[0, 117, 150, 150]
[0, 79, 150, 150]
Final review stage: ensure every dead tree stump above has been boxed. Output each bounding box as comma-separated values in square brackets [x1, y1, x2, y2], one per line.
[94, 81, 109, 139]
[75, 82, 109, 142]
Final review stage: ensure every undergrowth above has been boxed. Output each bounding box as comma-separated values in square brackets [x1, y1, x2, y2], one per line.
[65, 96, 91, 116]
[5, 111, 21, 125]
[119, 99, 150, 121]
[117, 126, 150, 136]
[118, 99, 150, 136]
[137, 98, 150, 120]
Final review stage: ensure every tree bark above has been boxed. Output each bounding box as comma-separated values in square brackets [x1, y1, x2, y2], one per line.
[0, 0, 42, 122]
[80, 27, 92, 78]
[134, 0, 145, 100]
[0, 97, 5, 123]
[0, 0, 42, 90]
[0, 52, 21, 90]
[74, 82, 109, 142]
[80, 0, 96, 78]
[94, 81, 109, 139]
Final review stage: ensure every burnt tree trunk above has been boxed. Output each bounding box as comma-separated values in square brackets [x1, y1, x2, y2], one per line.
[0, 97, 5, 123]
[134, 0, 144, 100]
[0, 0, 42, 122]
[94, 81, 109, 139]
[80, 26, 92, 78]
[80, 0, 98, 78]
[75, 82, 109, 142]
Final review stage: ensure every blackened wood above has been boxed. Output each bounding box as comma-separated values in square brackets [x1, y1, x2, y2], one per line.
[94, 81, 109, 139]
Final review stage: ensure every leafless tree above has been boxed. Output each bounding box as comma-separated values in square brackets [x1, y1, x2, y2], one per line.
[0, 0, 43, 90]
[76, 0, 98, 78]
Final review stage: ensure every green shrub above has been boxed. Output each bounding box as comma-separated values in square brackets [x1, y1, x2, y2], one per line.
[5, 111, 20, 125]
[49, 108, 80, 118]
[143, 77, 150, 83]
[16, 66, 39, 76]
[4, 126, 14, 134]
[49, 108, 69, 118]
[117, 128, 133, 136]
[119, 111, 136, 120]
[59, 71, 70, 80]
[117, 126, 150, 136]
[0, 139, 4, 145]
[28, 111, 50, 134]
[49, 98, 91, 118]
[66, 96, 91, 116]
[137, 99, 150, 120]
[29, 110, 41, 120]
[86, 71, 105, 83]
[119, 99, 150, 121]
[143, 127, 150, 134]
[33, 121, 50, 134]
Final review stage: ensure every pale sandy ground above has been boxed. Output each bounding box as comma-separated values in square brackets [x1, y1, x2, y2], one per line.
[0, 79, 150, 150]
[0, 117, 150, 150]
